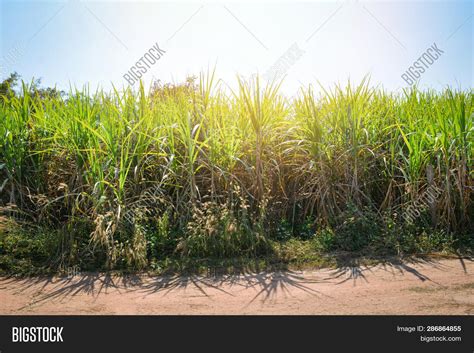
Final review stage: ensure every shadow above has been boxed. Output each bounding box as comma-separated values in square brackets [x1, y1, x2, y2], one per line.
[134, 267, 327, 305]
[1, 254, 471, 311]
[454, 251, 471, 274]
[0, 273, 121, 311]
[320, 253, 471, 287]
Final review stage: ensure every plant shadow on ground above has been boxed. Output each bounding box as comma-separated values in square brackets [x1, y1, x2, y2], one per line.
[1, 254, 471, 310]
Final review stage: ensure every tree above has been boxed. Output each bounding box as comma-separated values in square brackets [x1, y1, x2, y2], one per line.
[0, 72, 64, 100]
[0, 72, 20, 99]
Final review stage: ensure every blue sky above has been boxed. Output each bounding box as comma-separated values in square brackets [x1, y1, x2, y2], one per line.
[0, 0, 472, 95]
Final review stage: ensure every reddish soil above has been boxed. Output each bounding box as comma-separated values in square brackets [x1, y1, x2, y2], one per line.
[0, 258, 473, 315]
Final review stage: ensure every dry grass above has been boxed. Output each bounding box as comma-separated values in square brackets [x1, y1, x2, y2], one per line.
[0, 74, 472, 269]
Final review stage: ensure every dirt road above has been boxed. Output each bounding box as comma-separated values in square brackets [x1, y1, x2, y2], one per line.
[0, 257, 473, 315]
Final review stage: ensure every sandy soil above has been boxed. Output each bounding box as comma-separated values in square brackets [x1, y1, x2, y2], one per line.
[0, 257, 473, 315]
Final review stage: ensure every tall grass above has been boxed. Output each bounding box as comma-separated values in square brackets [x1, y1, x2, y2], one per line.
[0, 75, 472, 269]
